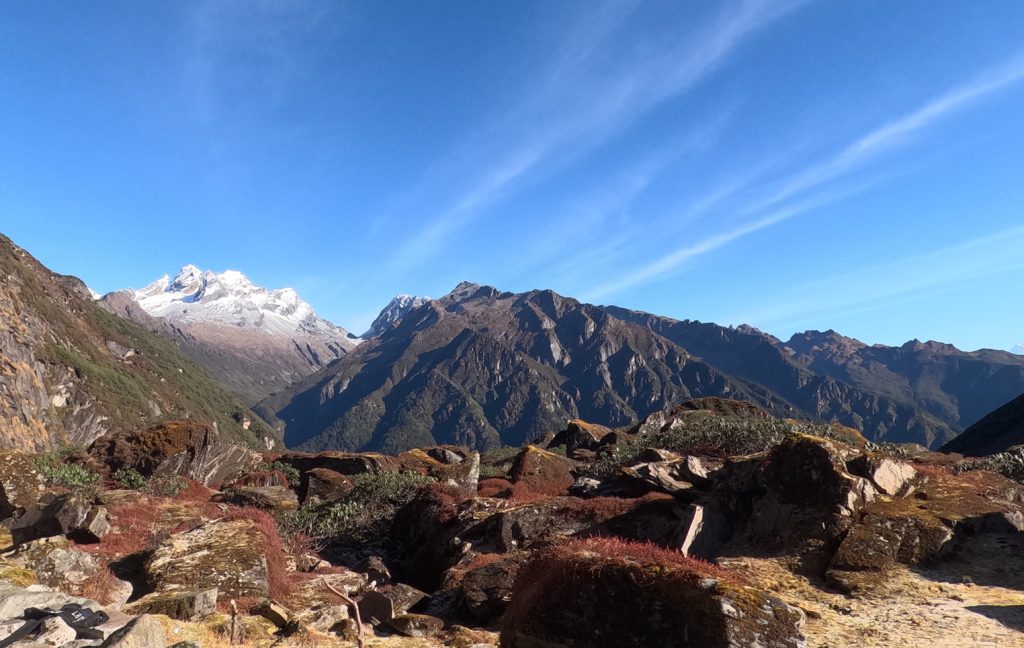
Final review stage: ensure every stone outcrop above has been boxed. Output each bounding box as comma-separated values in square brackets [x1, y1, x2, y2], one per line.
[508, 446, 576, 497]
[748, 435, 876, 547]
[220, 485, 298, 512]
[89, 420, 263, 486]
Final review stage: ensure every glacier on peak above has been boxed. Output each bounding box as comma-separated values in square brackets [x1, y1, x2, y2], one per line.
[133, 265, 357, 344]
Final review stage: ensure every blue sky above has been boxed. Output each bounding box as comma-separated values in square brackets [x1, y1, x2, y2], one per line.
[2, 0, 1023, 350]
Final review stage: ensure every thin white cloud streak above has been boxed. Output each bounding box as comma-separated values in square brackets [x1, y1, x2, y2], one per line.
[590, 48, 1024, 298]
[730, 224, 1024, 330]
[584, 190, 845, 299]
[498, 115, 735, 286]
[755, 49, 1024, 210]
[391, 0, 809, 269]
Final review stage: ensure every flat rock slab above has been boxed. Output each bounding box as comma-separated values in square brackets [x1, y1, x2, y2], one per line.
[144, 518, 269, 599]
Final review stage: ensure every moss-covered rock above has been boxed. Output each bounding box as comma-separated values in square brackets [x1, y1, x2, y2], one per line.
[501, 537, 805, 648]
[509, 445, 576, 497]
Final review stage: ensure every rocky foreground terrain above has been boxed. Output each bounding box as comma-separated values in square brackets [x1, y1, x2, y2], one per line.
[2, 398, 1023, 647]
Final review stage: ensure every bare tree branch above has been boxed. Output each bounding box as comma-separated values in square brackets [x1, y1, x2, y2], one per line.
[323, 577, 365, 648]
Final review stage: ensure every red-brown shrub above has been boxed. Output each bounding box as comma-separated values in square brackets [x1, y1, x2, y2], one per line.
[78, 562, 121, 604]
[174, 479, 216, 502]
[82, 503, 162, 557]
[502, 537, 744, 645]
[548, 536, 737, 582]
[478, 477, 514, 498]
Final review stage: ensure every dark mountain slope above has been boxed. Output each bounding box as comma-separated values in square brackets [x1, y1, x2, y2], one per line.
[0, 234, 278, 452]
[783, 331, 1024, 445]
[258, 283, 785, 452]
[604, 308, 959, 446]
[941, 393, 1024, 456]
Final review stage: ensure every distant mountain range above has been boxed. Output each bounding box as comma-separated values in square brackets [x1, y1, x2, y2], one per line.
[99, 266, 360, 404]
[4, 228, 1021, 456]
[255, 281, 1024, 453]
[0, 235, 276, 452]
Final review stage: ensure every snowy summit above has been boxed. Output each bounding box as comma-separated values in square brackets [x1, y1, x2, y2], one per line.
[135, 265, 357, 343]
[363, 294, 431, 338]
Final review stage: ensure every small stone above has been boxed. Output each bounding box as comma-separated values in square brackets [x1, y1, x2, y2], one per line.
[252, 600, 292, 628]
[358, 584, 427, 625]
[387, 613, 444, 638]
[36, 616, 77, 646]
[355, 556, 391, 585]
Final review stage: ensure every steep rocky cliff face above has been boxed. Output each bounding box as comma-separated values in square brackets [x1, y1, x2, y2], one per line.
[0, 234, 278, 452]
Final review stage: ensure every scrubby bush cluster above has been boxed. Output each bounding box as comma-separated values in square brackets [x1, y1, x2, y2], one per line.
[112, 467, 146, 490]
[954, 448, 1024, 482]
[35, 445, 101, 493]
[261, 460, 301, 487]
[279, 471, 435, 547]
[145, 473, 187, 497]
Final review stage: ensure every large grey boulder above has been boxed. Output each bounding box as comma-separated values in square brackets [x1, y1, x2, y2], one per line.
[9, 493, 110, 546]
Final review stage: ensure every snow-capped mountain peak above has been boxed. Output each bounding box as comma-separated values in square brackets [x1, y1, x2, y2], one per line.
[1012, 344, 1024, 355]
[364, 294, 431, 337]
[133, 265, 355, 342]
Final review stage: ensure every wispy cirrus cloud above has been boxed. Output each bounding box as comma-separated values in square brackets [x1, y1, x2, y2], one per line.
[389, 0, 810, 269]
[182, 0, 341, 124]
[728, 224, 1024, 330]
[588, 48, 1024, 298]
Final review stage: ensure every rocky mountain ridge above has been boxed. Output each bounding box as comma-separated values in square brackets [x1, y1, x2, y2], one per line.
[259, 282, 789, 452]
[262, 282, 1024, 453]
[941, 392, 1024, 456]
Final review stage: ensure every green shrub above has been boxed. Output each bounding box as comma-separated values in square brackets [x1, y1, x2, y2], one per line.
[41, 462, 101, 491]
[262, 461, 301, 487]
[479, 446, 522, 479]
[35, 445, 79, 475]
[112, 467, 147, 490]
[279, 471, 435, 546]
[35, 446, 101, 494]
[954, 448, 1024, 481]
[146, 473, 187, 498]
